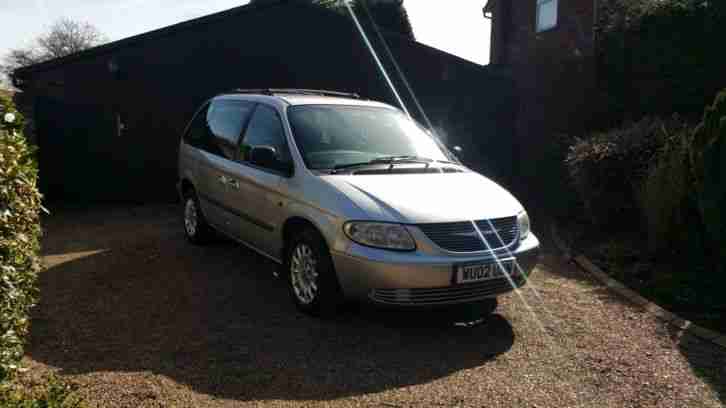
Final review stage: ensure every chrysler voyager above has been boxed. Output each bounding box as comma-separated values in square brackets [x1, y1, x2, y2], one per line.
[178, 89, 540, 316]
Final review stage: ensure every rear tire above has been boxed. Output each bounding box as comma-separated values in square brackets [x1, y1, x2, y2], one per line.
[285, 227, 343, 317]
[182, 191, 213, 245]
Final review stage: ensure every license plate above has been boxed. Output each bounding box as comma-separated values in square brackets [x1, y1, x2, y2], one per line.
[456, 259, 514, 284]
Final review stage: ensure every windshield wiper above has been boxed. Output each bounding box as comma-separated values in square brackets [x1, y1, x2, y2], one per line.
[331, 155, 434, 173]
[372, 155, 434, 164]
[435, 159, 461, 165]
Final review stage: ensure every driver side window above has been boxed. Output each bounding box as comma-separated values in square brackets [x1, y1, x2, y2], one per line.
[208, 100, 255, 160]
[239, 105, 292, 170]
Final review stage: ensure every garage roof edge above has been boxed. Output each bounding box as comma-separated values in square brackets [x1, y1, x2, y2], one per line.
[12, 0, 329, 78]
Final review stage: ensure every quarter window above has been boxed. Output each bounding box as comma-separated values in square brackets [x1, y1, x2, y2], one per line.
[183, 102, 211, 150]
[536, 0, 558, 32]
[240, 105, 292, 170]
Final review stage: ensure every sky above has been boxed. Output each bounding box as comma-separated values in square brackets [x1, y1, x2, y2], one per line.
[0, 0, 490, 69]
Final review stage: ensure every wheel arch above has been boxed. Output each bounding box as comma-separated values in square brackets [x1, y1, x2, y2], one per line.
[180, 178, 195, 198]
[281, 215, 345, 303]
[281, 216, 323, 256]
[280, 214, 343, 265]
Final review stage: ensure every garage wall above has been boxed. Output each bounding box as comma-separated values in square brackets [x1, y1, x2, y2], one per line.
[21, 1, 515, 202]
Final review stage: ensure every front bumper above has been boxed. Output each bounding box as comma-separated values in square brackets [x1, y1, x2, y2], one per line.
[331, 233, 540, 306]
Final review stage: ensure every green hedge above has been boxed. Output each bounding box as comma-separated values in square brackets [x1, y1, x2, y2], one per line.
[690, 89, 726, 274]
[0, 93, 42, 382]
[597, 1, 726, 121]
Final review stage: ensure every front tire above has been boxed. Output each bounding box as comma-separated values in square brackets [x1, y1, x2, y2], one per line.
[478, 297, 499, 314]
[183, 192, 213, 244]
[285, 227, 343, 317]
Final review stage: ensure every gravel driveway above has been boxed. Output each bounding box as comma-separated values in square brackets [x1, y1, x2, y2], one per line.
[26, 205, 725, 407]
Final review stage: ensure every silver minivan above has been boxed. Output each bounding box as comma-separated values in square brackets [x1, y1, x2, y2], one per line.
[178, 89, 540, 316]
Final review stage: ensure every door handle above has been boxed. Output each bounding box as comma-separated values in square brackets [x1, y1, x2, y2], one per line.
[218, 174, 240, 190]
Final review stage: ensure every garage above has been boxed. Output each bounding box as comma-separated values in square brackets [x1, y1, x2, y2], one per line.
[13, 0, 515, 202]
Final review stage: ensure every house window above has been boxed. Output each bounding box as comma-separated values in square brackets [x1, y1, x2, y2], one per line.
[536, 0, 558, 32]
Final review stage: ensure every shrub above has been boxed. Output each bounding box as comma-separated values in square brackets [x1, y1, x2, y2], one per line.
[689, 89, 726, 273]
[532, 133, 581, 218]
[0, 93, 42, 382]
[0, 93, 24, 134]
[636, 123, 692, 253]
[565, 117, 690, 228]
[0, 374, 84, 407]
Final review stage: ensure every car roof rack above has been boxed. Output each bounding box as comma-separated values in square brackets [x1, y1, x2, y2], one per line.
[226, 88, 361, 99]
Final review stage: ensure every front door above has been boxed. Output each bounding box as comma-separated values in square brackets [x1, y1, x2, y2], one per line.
[226, 104, 294, 258]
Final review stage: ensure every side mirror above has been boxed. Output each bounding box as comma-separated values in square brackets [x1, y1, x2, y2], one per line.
[447, 145, 464, 164]
[249, 145, 293, 175]
[249, 145, 279, 168]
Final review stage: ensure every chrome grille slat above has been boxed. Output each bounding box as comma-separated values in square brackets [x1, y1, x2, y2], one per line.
[417, 217, 519, 252]
[370, 278, 524, 306]
[397, 283, 511, 296]
[397, 289, 504, 302]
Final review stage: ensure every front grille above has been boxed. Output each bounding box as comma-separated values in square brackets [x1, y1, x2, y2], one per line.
[370, 277, 525, 306]
[417, 217, 518, 252]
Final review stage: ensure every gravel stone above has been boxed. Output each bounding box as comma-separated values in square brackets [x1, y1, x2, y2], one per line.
[22, 205, 726, 407]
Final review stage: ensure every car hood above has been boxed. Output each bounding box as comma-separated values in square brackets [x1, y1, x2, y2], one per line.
[321, 171, 524, 224]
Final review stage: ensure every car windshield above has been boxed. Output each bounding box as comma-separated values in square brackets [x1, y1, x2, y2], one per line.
[287, 105, 451, 170]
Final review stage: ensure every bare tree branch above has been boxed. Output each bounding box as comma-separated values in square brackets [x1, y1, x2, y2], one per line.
[36, 18, 106, 59]
[1, 18, 106, 87]
[0, 49, 41, 88]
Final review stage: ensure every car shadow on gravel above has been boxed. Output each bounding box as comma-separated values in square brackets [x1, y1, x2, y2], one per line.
[30, 207, 515, 402]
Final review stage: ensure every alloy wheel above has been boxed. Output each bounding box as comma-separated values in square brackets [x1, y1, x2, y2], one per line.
[290, 243, 319, 305]
[184, 198, 198, 237]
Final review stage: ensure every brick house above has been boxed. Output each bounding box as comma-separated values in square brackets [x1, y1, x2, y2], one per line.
[484, 0, 602, 187]
[485, 0, 599, 66]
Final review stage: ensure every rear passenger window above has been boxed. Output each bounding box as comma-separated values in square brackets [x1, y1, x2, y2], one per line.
[207, 100, 255, 160]
[240, 105, 292, 167]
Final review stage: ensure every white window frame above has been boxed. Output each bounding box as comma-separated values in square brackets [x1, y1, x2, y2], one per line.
[536, 0, 558, 32]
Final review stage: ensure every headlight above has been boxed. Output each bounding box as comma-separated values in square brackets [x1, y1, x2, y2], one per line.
[517, 211, 530, 241]
[343, 222, 416, 251]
